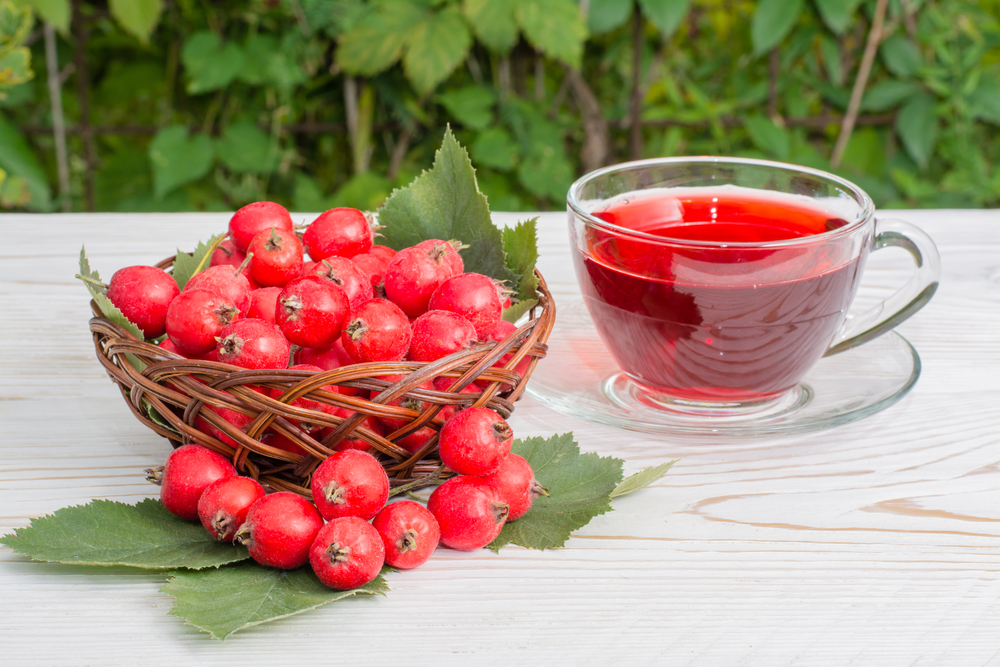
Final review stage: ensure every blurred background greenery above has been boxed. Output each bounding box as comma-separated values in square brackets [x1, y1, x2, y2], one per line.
[0, 0, 998, 214]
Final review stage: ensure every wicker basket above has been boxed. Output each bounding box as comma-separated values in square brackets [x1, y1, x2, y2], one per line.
[89, 263, 555, 498]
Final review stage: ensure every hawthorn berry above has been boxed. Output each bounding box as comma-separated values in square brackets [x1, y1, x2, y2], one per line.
[428, 272, 503, 337]
[368, 245, 397, 262]
[302, 256, 374, 312]
[323, 414, 385, 452]
[276, 276, 350, 348]
[374, 375, 435, 432]
[228, 201, 294, 252]
[185, 264, 254, 314]
[303, 208, 373, 261]
[383, 245, 455, 317]
[197, 475, 266, 541]
[311, 449, 389, 521]
[249, 227, 304, 287]
[342, 299, 412, 363]
[235, 492, 324, 569]
[148, 444, 237, 521]
[482, 453, 544, 521]
[372, 500, 440, 569]
[165, 288, 239, 356]
[247, 286, 282, 323]
[209, 239, 246, 270]
[105, 265, 180, 339]
[427, 476, 509, 551]
[349, 252, 390, 289]
[268, 364, 341, 432]
[438, 406, 513, 477]
[310, 517, 385, 590]
[408, 310, 477, 362]
[216, 319, 291, 370]
[414, 239, 464, 276]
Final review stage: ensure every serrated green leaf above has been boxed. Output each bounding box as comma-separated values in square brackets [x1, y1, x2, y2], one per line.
[610, 460, 677, 499]
[148, 125, 215, 198]
[472, 127, 518, 171]
[638, 0, 690, 37]
[463, 0, 518, 53]
[171, 233, 224, 290]
[501, 217, 539, 317]
[751, 0, 803, 56]
[588, 0, 632, 35]
[0, 499, 248, 569]
[163, 562, 389, 641]
[436, 85, 496, 131]
[860, 79, 922, 112]
[743, 114, 790, 160]
[77, 245, 146, 343]
[109, 0, 162, 43]
[216, 120, 275, 174]
[880, 33, 922, 78]
[377, 128, 518, 288]
[896, 93, 938, 169]
[181, 31, 244, 94]
[516, 0, 587, 68]
[489, 433, 624, 552]
[28, 0, 68, 32]
[812, 0, 863, 35]
[403, 4, 472, 94]
[335, 0, 426, 75]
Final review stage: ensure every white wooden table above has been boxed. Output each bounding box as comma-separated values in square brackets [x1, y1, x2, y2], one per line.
[2, 210, 998, 666]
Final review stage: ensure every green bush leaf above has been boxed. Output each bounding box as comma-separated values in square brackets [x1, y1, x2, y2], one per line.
[860, 79, 922, 112]
[216, 120, 275, 174]
[472, 127, 519, 171]
[638, 0, 690, 37]
[516, 0, 587, 68]
[28, 0, 68, 32]
[751, 0, 803, 56]
[0, 112, 52, 211]
[463, 0, 518, 53]
[610, 460, 677, 498]
[500, 217, 539, 322]
[109, 0, 163, 43]
[378, 127, 518, 287]
[436, 85, 496, 131]
[970, 78, 1000, 125]
[404, 4, 472, 95]
[489, 433, 624, 551]
[896, 93, 938, 169]
[0, 44, 32, 88]
[743, 114, 790, 160]
[588, 0, 632, 35]
[517, 139, 573, 203]
[241, 34, 307, 90]
[1, 1, 34, 54]
[335, 0, 425, 76]
[148, 125, 214, 198]
[172, 234, 224, 291]
[181, 31, 244, 94]
[0, 498, 248, 569]
[330, 171, 392, 210]
[879, 33, 922, 78]
[812, 0, 863, 35]
[164, 562, 390, 641]
[76, 245, 146, 342]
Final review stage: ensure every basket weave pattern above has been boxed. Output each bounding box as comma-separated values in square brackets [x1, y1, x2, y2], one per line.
[89, 263, 555, 497]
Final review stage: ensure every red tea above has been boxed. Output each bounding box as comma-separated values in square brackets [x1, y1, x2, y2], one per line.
[574, 187, 866, 402]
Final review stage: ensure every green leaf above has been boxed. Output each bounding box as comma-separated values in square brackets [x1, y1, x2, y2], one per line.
[970, 78, 1000, 125]
[638, 0, 690, 37]
[751, 0, 803, 56]
[403, 4, 472, 94]
[500, 217, 538, 321]
[516, 0, 587, 69]
[216, 120, 275, 174]
[181, 31, 244, 94]
[820, 34, 843, 85]
[471, 127, 519, 172]
[109, 0, 163, 43]
[587, 0, 632, 35]
[743, 114, 790, 160]
[1, 1, 33, 55]
[860, 79, 922, 112]
[463, 0, 518, 53]
[0, 498, 248, 569]
[241, 34, 307, 90]
[812, 0, 863, 35]
[0, 44, 31, 88]
[330, 171, 392, 210]
[436, 85, 496, 131]
[879, 33, 922, 78]
[378, 128, 518, 288]
[28, 0, 68, 32]
[895, 93, 938, 169]
[610, 460, 677, 499]
[171, 234, 224, 291]
[335, 0, 426, 76]
[488, 433, 624, 552]
[76, 246, 146, 341]
[163, 562, 389, 641]
[148, 125, 214, 198]
[517, 138, 574, 203]
[0, 112, 52, 211]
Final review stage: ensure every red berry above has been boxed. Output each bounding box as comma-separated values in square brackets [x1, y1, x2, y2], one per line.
[438, 406, 513, 476]
[310, 517, 385, 590]
[408, 310, 477, 362]
[296, 337, 366, 398]
[427, 476, 508, 551]
[198, 475, 266, 541]
[311, 450, 389, 521]
[210, 239, 246, 270]
[323, 414, 385, 452]
[394, 425, 438, 455]
[301, 256, 374, 313]
[185, 264, 253, 314]
[349, 252, 390, 289]
[105, 265, 180, 338]
[372, 500, 440, 569]
[269, 363, 341, 432]
[235, 492, 324, 569]
[229, 201, 294, 252]
[165, 288, 239, 355]
[216, 318, 291, 370]
[414, 239, 464, 276]
[383, 245, 455, 317]
[247, 286, 282, 323]
[374, 374, 435, 432]
[429, 273, 502, 337]
[151, 444, 237, 521]
[276, 276, 350, 348]
[158, 337, 182, 356]
[249, 227, 304, 287]
[303, 208, 373, 261]
[479, 320, 530, 390]
[194, 387, 262, 448]
[342, 299, 412, 363]
[482, 453, 543, 521]
[368, 245, 397, 262]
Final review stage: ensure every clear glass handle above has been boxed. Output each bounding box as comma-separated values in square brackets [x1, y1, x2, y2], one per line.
[825, 218, 941, 357]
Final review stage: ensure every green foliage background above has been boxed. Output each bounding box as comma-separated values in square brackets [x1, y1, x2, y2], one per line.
[1, 0, 998, 214]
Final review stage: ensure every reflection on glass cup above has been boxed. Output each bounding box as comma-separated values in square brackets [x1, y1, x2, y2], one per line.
[567, 157, 940, 415]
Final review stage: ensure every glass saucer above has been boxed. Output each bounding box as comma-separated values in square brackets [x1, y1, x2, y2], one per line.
[525, 300, 921, 437]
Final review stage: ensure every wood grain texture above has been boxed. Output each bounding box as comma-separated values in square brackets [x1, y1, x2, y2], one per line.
[1, 210, 998, 666]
